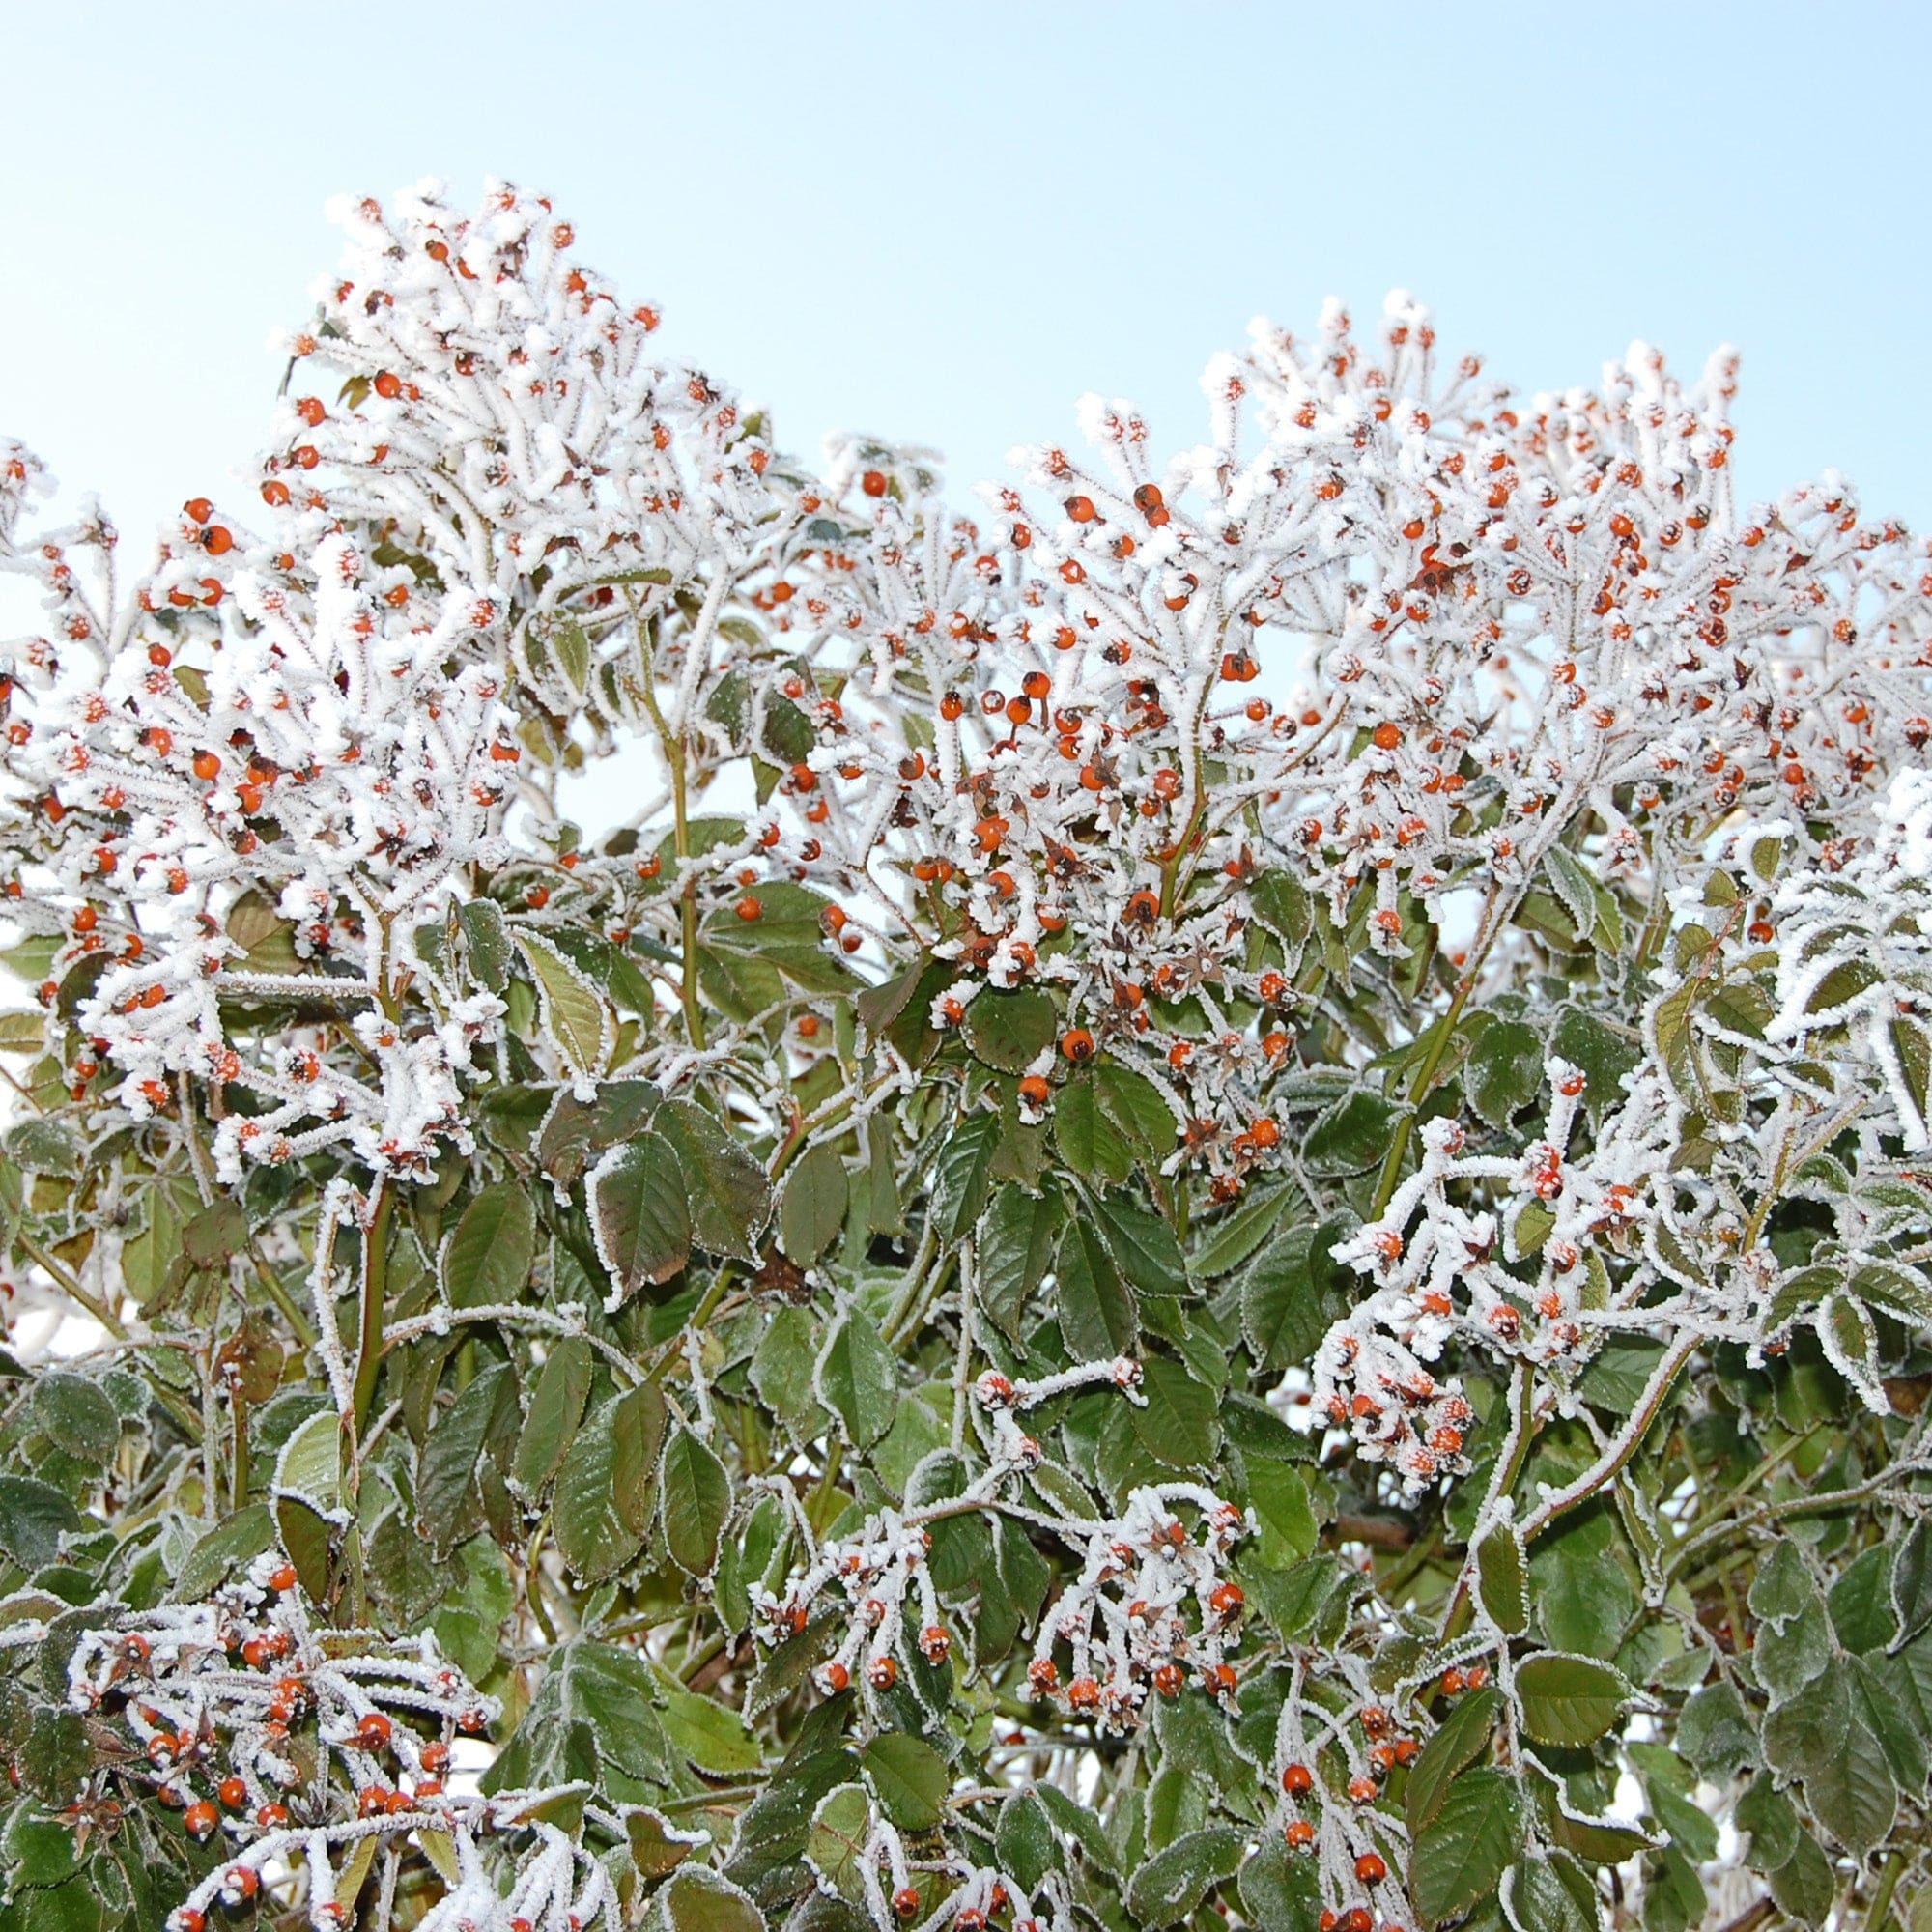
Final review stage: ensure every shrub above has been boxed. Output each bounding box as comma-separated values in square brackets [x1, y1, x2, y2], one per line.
[1, 179, 1930, 1932]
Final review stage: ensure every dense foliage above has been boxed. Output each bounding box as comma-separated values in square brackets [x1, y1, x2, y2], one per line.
[1, 180, 1931, 1932]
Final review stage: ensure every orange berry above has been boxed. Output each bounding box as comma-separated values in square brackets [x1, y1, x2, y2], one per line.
[736, 895, 763, 922]
[1061, 1029, 1095, 1063]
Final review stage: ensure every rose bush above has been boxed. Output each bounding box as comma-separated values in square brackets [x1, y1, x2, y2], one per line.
[1, 179, 1930, 1932]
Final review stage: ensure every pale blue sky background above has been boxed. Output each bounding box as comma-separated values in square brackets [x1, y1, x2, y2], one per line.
[3, 0, 1927, 559]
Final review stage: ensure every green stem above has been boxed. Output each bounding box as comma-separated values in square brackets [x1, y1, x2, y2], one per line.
[248, 1243, 318, 1348]
[350, 1181, 395, 1447]
[230, 1403, 250, 1514]
[634, 608, 704, 1050]
[526, 1514, 558, 1646]
[1368, 884, 1504, 1218]
[1865, 1850, 1906, 1932]
[16, 1232, 124, 1339]
[1439, 1363, 1537, 1642]
[659, 1787, 761, 1814]
[807, 1440, 845, 1536]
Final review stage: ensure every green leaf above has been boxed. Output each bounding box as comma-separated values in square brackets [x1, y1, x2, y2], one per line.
[1548, 1008, 1642, 1117]
[553, 1386, 666, 1582]
[1057, 1217, 1138, 1360]
[0, 1010, 45, 1053]
[660, 1687, 764, 1776]
[460, 897, 512, 992]
[1762, 1662, 1852, 1781]
[1129, 1357, 1219, 1470]
[510, 1335, 593, 1498]
[429, 1535, 513, 1684]
[174, 1503, 276, 1599]
[1242, 1225, 1333, 1370]
[1543, 846, 1599, 936]
[1302, 1089, 1403, 1177]
[1515, 1653, 1628, 1747]
[654, 1099, 773, 1265]
[516, 929, 613, 1077]
[1850, 1653, 1928, 1799]
[1735, 1773, 1801, 1872]
[660, 1870, 764, 1932]
[1250, 872, 1312, 947]
[121, 1181, 187, 1306]
[31, 1372, 119, 1463]
[1247, 1461, 1318, 1567]
[780, 1144, 848, 1265]
[442, 1180, 537, 1309]
[1093, 1188, 1187, 1296]
[484, 1639, 675, 1795]
[6, 1119, 79, 1178]
[628, 1807, 703, 1880]
[1501, 1858, 1597, 1932]
[805, 1783, 873, 1906]
[1054, 1074, 1133, 1182]
[587, 1133, 693, 1303]
[1676, 1680, 1760, 1778]
[963, 987, 1058, 1074]
[856, 952, 931, 1039]
[661, 1423, 730, 1577]
[1094, 1061, 1178, 1154]
[752, 1306, 821, 1435]
[2, 1806, 80, 1889]
[862, 1732, 950, 1829]
[1238, 1833, 1321, 1932]
[1804, 955, 1883, 1018]
[995, 1789, 1055, 1892]
[1407, 1687, 1501, 1833]
[1122, 1828, 1244, 1927]
[1891, 1515, 1932, 1646]
[1465, 1019, 1545, 1128]
[415, 1361, 509, 1555]
[1756, 1596, 1833, 1706]
[1192, 1181, 1294, 1279]
[1804, 1717, 1895, 1859]
[1242, 1552, 1356, 1645]
[1031, 1781, 1120, 1876]
[1410, 1768, 1520, 1926]
[815, 1307, 898, 1450]
[978, 1183, 1060, 1342]
[1816, 1291, 1884, 1409]
[1476, 1524, 1529, 1635]
[537, 1080, 664, 1185]
[1768, 1832, 1835, 1925]
[932, 1112, 1001, 1242]
[274, 1406, 342, 1517]
[275, 1493, 333, 1603]
[703, 881, 854, 993]
[1828, 1542, 1898, 1654]
[1749, 1538, 1817, 1627]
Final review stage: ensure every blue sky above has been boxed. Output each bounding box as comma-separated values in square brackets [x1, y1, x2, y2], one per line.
[3, 0, 1927, 557]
